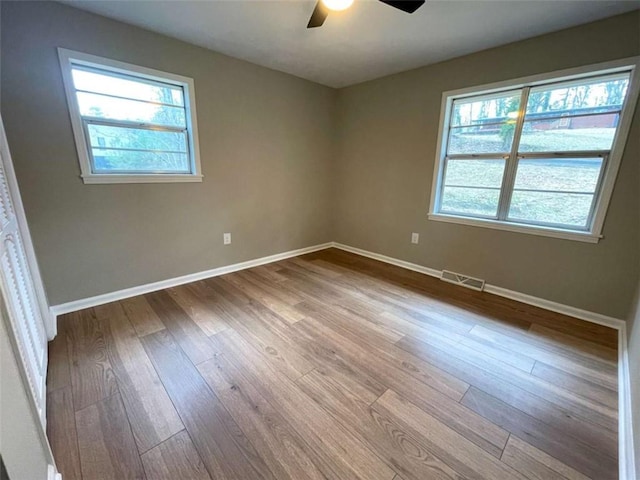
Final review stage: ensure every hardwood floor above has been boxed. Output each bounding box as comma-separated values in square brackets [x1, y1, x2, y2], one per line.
[46, 248, 619, 480]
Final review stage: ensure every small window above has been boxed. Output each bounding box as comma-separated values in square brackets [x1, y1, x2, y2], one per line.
[429, 59, 640, 242]
[58, 49, 202, 184]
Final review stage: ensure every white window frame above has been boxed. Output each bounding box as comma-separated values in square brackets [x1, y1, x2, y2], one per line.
[58, 48, 203, 184]
[428, 57, 640, 243]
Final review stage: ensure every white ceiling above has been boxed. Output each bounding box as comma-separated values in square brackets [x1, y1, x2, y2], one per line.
[63, 0, 640, 88]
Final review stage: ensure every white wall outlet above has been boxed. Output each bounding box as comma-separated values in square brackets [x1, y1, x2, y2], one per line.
[411, 232, 419, 244]
[223, 233, 231, 245]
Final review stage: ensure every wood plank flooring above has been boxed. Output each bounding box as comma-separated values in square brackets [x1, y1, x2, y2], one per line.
[47, 248, 619, 480]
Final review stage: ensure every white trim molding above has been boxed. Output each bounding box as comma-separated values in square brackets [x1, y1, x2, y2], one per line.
[333, 242, 624, 328]
[331, 242, 633, 480]
[52, 240, 625, 328]
[0, 119, 54, 339]
[48, 464, 62, 480]
[81, 174, 204, 185]
[428, 56, 640, 244]
[482, 284, 625, 330]
[332, 243, 441, 278]
[618, 325, 637, 480]
[49, 240, 635, 479]
[50, 242, 333, 317]
[57, 48, 203, 184]
[428, 213, 602, 244]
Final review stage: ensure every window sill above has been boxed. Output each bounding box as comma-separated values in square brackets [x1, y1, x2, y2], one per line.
[427, 213, 602, 243]
[81, 174, 204, 184]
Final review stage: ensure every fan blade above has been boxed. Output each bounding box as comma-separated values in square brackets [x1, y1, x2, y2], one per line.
[307, 1, 329, 28]
[379, 0, 425, 14]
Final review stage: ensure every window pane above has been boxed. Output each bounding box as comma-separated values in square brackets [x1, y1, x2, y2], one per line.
[508, 157, 602, 227]
[76, 92, 186, 127]
[448, 125, 517, 154]
[444, 159, 505, 188]
[92, 149, 190, 173]
[519, 113, 619, 152]
[526, 73, 629, 116]
[452, 91, 520, 127]
[440, 187, 501, 217]
[449, 91, 520, 154]
[440, 158, 505, 217]
[72, 68, 184, 106]
[508, 191, 594, 228]
[87, 124, 187, 153]
[513, 158, 603, 193]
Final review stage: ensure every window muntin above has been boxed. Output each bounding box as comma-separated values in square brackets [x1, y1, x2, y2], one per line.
[75, 91, 188, 127]
[59, 49, 202, 183]
[71, 67, 185, 106]
[433, 66, 635, 236]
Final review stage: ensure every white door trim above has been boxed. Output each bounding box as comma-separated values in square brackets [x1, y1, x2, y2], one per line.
[0, 120, 54, 339]
[0, 116, 57, 478]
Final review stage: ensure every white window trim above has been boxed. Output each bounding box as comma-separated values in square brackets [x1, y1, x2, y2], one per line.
[58, 48, 203, 184]
[428, 57, 640, 243]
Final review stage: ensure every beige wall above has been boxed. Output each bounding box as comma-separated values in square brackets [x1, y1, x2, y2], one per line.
[334, 11, 640, 319]
[1, 2, 639, 320]
[1, 1, 335, 305]
[0, 7, 52, 480]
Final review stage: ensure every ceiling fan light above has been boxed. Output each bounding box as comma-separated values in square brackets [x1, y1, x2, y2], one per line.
[321, 0, 354, 12]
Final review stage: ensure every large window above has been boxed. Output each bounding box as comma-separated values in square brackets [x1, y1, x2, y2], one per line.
[429, 59, 639, 242]
[59, 49, 202, 184]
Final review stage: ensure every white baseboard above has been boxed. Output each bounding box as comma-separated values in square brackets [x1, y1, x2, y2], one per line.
[47, 465, 61, 480]
[483, 285, 625, 330]
[51, 240, 626, 330]
[333, 243, 441, 278]
[333, 242, 624, 329]
[619, 326, 637, 480]
[49, 242, 333, 318]
[49, 239, 635, 479]
[332, 242, 634, 479]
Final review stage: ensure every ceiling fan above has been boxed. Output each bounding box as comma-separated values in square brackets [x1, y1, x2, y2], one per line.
[307, 0, 425, 28]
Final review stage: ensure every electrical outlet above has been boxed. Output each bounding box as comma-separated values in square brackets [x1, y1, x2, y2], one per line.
[223, 233, 231, 245]
[411, 232, 419, 244]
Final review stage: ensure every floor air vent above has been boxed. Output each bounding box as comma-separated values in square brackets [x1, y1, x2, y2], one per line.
[440, 270, 485, 291]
